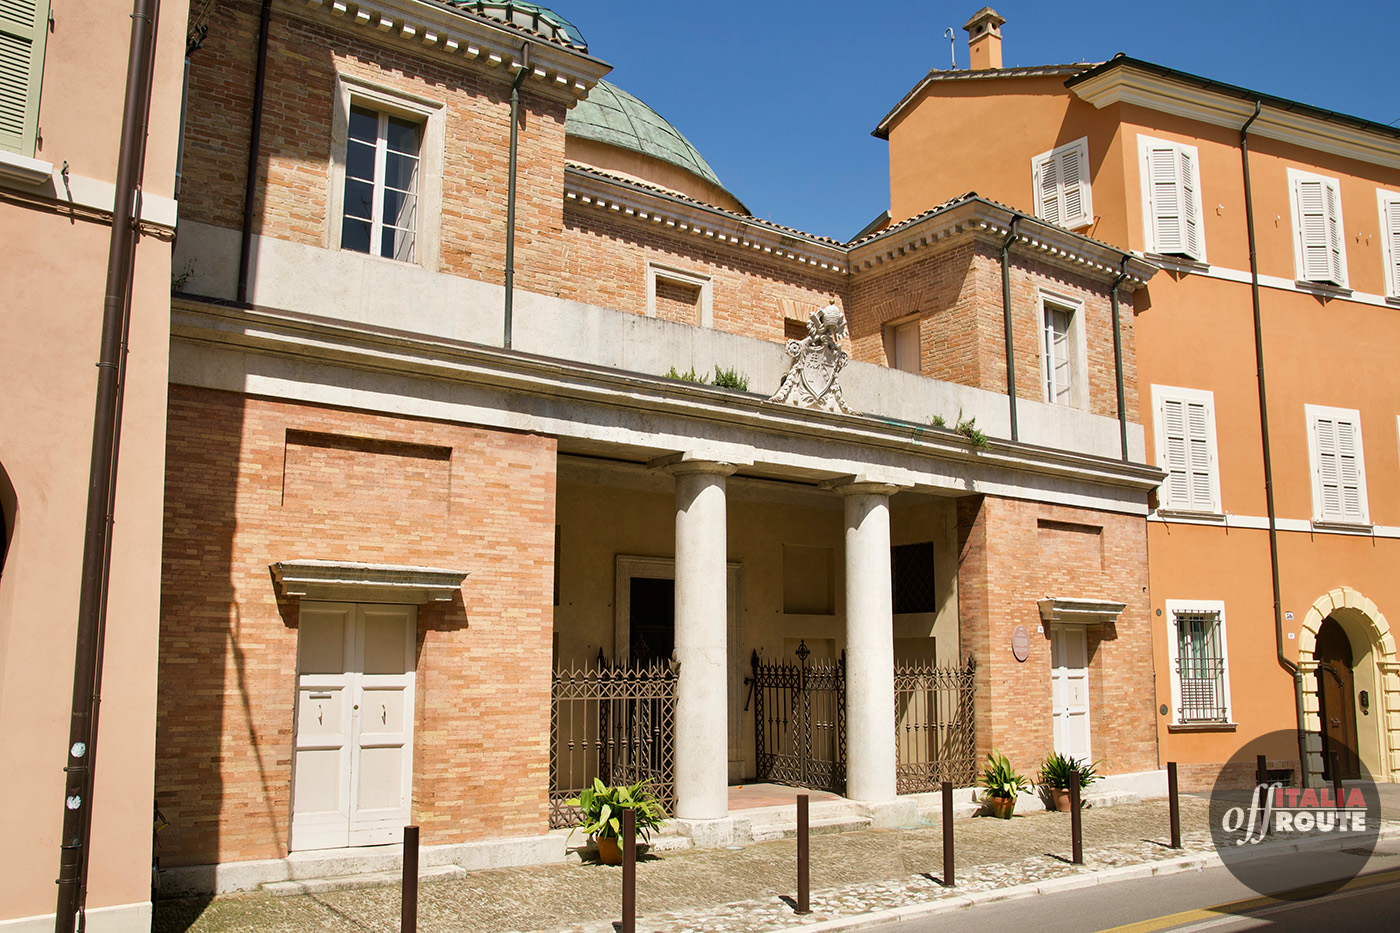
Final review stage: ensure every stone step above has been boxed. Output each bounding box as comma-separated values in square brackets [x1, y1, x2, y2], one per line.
[751, 815, 873, 843]
[262, 864, 464, 896]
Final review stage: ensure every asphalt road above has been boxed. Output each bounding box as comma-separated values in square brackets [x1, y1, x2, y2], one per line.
[866, 845, 1400, 933]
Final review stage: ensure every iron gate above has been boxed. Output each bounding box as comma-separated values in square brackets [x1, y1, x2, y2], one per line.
[894, 656, 977, 793]
[750, 641, 846, 793]
[549, 656, 677, 829]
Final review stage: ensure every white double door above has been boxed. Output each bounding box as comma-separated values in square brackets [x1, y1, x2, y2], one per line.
[1050, 625, 1091, 760]
[292, 602, 417, 851]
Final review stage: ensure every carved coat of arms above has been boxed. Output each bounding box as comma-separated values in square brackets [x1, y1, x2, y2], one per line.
[768, 302, 857, 415]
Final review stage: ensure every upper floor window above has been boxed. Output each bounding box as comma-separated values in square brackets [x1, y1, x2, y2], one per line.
[1032, 138, 1092, 229]
[885, 316, 921, 374]
[0, 0, 49, 157]
[1039, 292, 1084, 407]
[1305, 404, 1369, 526]
[1378, 189, 1400, 300]
[646, 263, 712, 326]
[1138, 136, 1205, 262]
[1152, 385, 1221, 515]
[1288, 169, 1347, 287]
[329, 75, 444, 267]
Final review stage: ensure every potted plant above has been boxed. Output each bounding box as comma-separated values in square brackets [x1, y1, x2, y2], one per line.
[1037, 752, 1101, 811]
[979, 750, 1031, 819]
[566, 777, 667, 864]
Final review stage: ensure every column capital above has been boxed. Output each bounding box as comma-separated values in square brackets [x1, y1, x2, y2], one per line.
[649, 452, 742, 478]
[820, 476, 908, 498]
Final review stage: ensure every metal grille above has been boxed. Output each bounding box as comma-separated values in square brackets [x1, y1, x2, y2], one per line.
[1175, 611, 1228, 723]
[891, 541, 937, 614]
[549, 658, 677, 829]
[894, 657, 977, 793]
[751, 642, 847, 793]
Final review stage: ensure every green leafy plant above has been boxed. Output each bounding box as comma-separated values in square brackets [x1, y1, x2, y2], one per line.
[566, 778, 668, 842]
[1037, 752, 1101, 790]
[979, 750, 1031, 800]
[664, 366, 708, 384]
[954, 409, 987, 449]
[711, 365, 749, 391]
[931, 414, 948, 428]
[171, 258, 196, 292]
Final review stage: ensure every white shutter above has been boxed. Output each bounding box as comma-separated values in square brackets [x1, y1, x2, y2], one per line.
[1036, 151, 1062, 226]
[1160, 396, 1214, 511]
[1293, 172, 1347, 285]
[1179, 148, 1201, 260]
[1060, 144, 1087, 226]
[1033, 139, 1091, 229]
[1382, 194, 1400, 298]
[1147, 145, 1184, 253]
[1161, 398, 1191, 506]
[1324, 180, 1345, 284]
[1311, 409, 1366, 523]
[0, 0, 49, 156]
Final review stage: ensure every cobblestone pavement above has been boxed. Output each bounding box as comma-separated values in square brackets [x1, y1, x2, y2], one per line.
[154, 798, 1238, 933]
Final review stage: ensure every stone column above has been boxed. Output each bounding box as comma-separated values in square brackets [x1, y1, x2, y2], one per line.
[669, 461, 735, 821]
[834, 482, 900, 802]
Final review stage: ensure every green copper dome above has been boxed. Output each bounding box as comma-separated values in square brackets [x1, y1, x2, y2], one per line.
[567, 81, 727, 192]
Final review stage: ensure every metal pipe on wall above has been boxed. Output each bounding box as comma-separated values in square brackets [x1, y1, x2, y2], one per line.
[236, 0, 273, 305]
[504, 43, 530, 349]
[1000, 216, 1021, 441]
[1110, 257, 1130, 461]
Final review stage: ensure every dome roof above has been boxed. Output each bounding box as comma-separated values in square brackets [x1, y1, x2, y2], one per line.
[567, 81, 728, 194]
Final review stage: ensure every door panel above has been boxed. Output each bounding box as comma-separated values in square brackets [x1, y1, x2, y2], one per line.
[1051, 626, 1091, 761]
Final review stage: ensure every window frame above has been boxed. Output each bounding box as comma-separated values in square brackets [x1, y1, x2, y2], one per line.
[0, 0, 50, 159]
[646, 262, 713, 327]
[1137, 135, 1206, 262]
[1305, 403, 1370, 526]
[883, 314, 922, 374]
[1287, 168, 1348, 288]
[1038, 290, 1087, 409]
[327, 75, 444, 267]
[1165, 600, 1233, 727]
[1150, 384, 1223, 516]
[1031, 137, 1093, 230]
[1378, 188, 1400, 300]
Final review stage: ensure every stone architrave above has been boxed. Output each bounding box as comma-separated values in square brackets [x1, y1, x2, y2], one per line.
[768, 302, 858, 415]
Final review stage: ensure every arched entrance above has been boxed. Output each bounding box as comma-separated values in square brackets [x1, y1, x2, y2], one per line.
[1297, 588, 1399, 785]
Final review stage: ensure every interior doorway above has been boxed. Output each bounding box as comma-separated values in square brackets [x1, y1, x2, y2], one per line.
[1317, 617, 1361, 780]
[628, 576, 675, 666]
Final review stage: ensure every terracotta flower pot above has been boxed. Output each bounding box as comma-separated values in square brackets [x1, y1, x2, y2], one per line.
[1051, 788, 1073, 812]
[596, 837, 623, 865]
[986, 795, 1016, 819]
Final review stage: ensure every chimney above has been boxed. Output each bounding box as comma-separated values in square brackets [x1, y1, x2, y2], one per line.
[963, 8, 1005, 70]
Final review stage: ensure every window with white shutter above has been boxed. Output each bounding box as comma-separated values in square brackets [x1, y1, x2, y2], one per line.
[0, 0, 50, 156]
[1305, 404, 1369, 525]
[1137, 136, 1206, 262]
[1378, 189, 1400, 299]
[1039, 292, 1085, 408]
[1032, 138, 1092, 229]
[1288, 169, 1348, 287]
[1152, 385, 1221, 514]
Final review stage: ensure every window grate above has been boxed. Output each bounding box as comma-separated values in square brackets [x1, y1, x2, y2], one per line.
[1176, 610, 1228, 722]
[891, 541, 936, 614]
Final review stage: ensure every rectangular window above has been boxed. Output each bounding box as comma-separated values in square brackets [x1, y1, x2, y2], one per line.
[1306, 404, 1369, 525]
[890, 541, 936, 614]
[1288, 169, 1347, 287]
[1167, 601, 1231, 725]
[1032, 137, 1092, 229]
[885, 317, 921, 373]
[1138, 135, 1205, 262]
[0, 0, 49, 157]
[1378, 189, 1400, 299]
[647, 263, 713, 327]
[1039, 292, 1084, 408]
[1151, 385, 1221, 514]
[341, 106, 421, 262]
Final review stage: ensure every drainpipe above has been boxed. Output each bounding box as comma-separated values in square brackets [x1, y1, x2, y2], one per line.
[1242, 100, 1309, 786]
[1110, 257, 1130, 461]
[56, 1, 160, 930]
[236, 0, 273, 305]
[1000, 216, 1021, 441]
[504, 42, 529, 349]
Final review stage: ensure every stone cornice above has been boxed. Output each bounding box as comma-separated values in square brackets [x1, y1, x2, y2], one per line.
[1069, 64, 1400, 172]
[293, 0, 611, 103]
[271, 559, 467, 603]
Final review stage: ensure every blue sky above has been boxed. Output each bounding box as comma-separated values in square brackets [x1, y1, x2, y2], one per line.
[560, 1, 1400, 242]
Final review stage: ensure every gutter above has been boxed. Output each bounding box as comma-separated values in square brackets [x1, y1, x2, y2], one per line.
[236, 0, 273, 305]
[56, 1, 161, 929]
[1110, 257, 1130, 461]
[1000, 216, 1021, 441]
[1241, 99, 1309, 786]
[504, 42, 529, 349]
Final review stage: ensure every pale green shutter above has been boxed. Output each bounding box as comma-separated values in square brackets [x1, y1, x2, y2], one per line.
[1384, 195, 1400, 298]
[0, 0, 48, 156]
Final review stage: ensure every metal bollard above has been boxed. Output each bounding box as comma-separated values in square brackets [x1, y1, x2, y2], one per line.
[622, 808, 636, 933]
[1069, 772, 1083, 865]
[1255, 753, 1268, 787]
[941, 781, 955, 886]
[402, 825, 419, 933]
[1331, 750, 1344, 813]
[796, 794, 811, 914]
[1167, 762, 1181, 849]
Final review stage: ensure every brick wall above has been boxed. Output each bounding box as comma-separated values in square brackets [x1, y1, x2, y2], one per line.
[157, 385, 556, 866]
[957, 495, 1156, 778]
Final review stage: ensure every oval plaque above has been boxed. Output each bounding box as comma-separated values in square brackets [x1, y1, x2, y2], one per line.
[1011, 624, 1030, 662]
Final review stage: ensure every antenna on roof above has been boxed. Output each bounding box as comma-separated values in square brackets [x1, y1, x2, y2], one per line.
[944, 28, 957, 69]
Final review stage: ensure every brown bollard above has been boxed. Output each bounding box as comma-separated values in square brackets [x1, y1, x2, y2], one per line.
[1167, 762, 1181, 849]
[1255, 753, 1268, 787]
[622, 808, 636, 933]
[1069, 772, 1083, 865]
[796, 793, 811, 914]
[1331, 750, 1344, 814]
[941, 781, 955, 886]
[401, 825, 419, 933]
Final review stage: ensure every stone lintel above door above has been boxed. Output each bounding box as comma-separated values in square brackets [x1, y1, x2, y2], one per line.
[1037, 597, 1128, 625]
[271, 560, 468, 604]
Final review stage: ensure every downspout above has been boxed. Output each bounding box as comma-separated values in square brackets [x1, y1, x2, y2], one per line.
[1110, 257, 1130, 461]
[504, 42, 529, 349]
[1000, 216, 1021, 441]
[236, 0, 273, 305]
[1242, 100, 1309, 786]
[56, 1, 160, 930]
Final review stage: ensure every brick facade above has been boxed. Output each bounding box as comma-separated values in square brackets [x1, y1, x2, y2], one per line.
[157, 386, 557, 865]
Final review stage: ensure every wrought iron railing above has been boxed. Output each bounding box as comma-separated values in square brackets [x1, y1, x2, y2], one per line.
[751, 642, 847, 794]
[549, 658, 678, 829]
[894, 657, 977, 793]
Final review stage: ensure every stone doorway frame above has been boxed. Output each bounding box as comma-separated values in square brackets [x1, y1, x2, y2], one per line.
[1296, 586, 1399, 784]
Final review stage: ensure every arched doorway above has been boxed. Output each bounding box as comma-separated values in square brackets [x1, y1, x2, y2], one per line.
[1316, 617, 1359, 780]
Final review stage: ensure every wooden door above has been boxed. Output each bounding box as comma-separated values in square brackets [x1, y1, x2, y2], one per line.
[1051, 626, 1091, 760]
[1316, 617, 1359, 780]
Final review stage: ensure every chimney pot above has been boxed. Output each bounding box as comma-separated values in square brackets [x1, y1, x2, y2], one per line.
[963, 7, 1005, 71]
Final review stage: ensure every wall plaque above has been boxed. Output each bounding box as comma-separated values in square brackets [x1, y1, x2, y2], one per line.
[1011, 624, 1030, 662]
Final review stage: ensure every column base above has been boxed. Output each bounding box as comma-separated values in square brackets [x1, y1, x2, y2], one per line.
[671, 816, 754, 848]
[852, 797, 919, 829]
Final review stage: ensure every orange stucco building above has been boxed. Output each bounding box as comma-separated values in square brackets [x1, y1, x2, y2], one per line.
[877, 8, 1400, 788]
